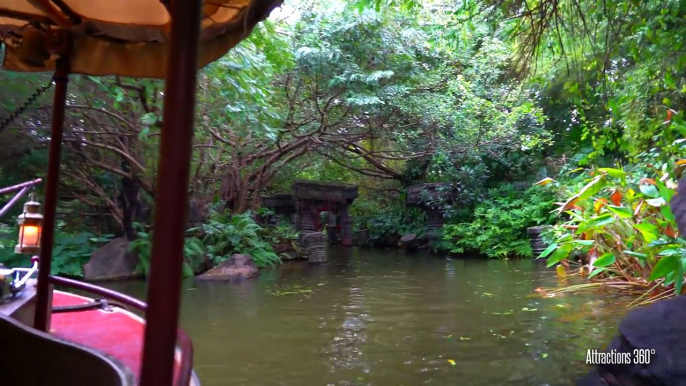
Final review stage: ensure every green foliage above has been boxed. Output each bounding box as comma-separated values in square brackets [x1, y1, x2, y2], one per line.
[0, 223, 112, 277]
[201, 22, 292, 144]
[1, 0, 556, 244]
[260, 223, 300, 257]
[126, 207, 293, 278]
[10, 0, 686, 289]
[287, 3, 553, 192]
[398, 34, 551, 191]
[196, 209, 281, 268]
[128, 223, 204, 278]
[0, 224, 21, 268]
[363, 207, 429, 245]
[443, 184, 557, 258]
[541, 164, 686, 294]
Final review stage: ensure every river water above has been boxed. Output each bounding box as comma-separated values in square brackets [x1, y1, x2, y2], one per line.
[106, 248, 633, 386]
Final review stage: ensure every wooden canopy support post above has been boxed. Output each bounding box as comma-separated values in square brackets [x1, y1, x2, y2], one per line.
[139, 0, 202, 384]
[34, 57, 70, 332]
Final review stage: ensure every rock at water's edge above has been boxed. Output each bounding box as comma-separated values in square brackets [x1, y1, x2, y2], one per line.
[83, 238, 141, 281]
[354, 229, 369, 246]
[194, 254, 260, 282]
[399, 233, 419, 252]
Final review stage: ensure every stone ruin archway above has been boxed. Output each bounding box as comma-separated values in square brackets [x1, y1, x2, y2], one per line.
[291, 181, 359, 264]
[293, 180, 359, 247]
[261, 181, 359, 263]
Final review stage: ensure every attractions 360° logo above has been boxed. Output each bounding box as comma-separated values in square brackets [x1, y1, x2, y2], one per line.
[586, 349, 655, 365]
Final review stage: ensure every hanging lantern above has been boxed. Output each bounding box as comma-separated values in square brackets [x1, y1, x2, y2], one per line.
[15, 193, 42, 254]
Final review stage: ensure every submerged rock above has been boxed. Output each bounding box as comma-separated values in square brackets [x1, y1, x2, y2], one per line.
[577, 296, 686, 385]
[194, 254, 259, 282]
[373, 233, 400, 249]
[280, 250, 300, 261]
[399, 233, 419, 252]
[83, 238, 141, 281]
[353, 229, 369, 246]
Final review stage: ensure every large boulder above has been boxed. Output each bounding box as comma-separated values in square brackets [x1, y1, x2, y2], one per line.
[83, 238, 140, 281]
[194, 254, 259, 282]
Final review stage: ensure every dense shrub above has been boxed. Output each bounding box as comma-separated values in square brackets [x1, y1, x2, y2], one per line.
[443, 184, 557, 258]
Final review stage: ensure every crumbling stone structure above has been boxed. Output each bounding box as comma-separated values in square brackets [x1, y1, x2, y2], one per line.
[406, 183, 458, 236]
[261, 194, 296, 226]
[293, 181, 358, 247]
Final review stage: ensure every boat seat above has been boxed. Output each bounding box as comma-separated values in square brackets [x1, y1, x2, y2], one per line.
[0, 312, 135, 385]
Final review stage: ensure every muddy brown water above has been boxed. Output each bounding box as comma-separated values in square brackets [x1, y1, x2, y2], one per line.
[104, 248, 633, 386]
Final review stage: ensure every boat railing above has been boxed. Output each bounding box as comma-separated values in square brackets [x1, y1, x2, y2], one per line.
[48, 275, 194, 386]
[3, 179, 194, 385]
[0, 179, 42, 218]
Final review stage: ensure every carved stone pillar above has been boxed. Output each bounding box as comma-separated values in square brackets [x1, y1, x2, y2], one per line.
[302, 232, 327, 264]
[297, 202, 317, 232]
[327, 210, 338, 244]
[339, 205, 353, 247]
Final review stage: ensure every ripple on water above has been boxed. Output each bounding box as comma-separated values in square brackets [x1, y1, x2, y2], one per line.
[103, 249, 631, 386]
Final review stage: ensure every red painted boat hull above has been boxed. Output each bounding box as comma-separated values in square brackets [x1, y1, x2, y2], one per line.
[50, 290, 198, 385]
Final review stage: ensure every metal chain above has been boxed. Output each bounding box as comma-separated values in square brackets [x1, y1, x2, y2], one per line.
[0, 77, 54, 134]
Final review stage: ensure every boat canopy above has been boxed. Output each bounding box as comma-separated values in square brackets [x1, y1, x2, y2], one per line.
[0, 0, 282, 78]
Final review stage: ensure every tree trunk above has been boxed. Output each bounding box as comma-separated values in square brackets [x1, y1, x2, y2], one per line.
[117, 159, 146, 240]
[235, 174, 250, 214]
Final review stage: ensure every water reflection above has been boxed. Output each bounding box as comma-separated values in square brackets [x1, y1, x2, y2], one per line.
[104, 249, 632, 386]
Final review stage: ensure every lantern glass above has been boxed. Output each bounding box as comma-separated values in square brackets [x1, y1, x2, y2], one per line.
[19, 224, 40, 246]
[15, 193, 43, 255]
